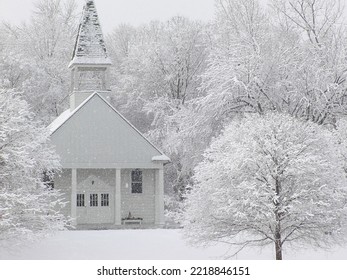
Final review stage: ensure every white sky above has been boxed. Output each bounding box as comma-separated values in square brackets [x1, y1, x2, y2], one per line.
[0, 0, 217, 34]
[2, 0, 345, 35]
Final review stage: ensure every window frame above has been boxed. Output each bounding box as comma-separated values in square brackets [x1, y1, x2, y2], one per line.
[131, 169, 143, 194]
[90, 193, 98, 207]
[77, 193, 85, 207]
[42, 170, 54, 189]
[101, 193, 109, 207]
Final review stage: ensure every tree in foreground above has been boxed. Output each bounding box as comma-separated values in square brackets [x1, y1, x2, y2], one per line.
[0, 90, 67, 249]
[183, 112, 347, 260]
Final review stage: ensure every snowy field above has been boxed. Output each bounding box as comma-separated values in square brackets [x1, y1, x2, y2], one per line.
[1, 229, 347, 260]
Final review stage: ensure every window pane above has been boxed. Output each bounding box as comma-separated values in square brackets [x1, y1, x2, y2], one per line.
[131, 182, 142, 193]
[131, 169, 143, 193]
[77, 194, 85, 207]
[90, 194, 98, 207]
[101, 193, 109, 207]
[43, 171, 54, 189]
[131, 169, 142, 182]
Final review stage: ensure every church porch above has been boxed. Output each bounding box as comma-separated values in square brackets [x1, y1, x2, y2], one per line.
[54, 168, 164, 228]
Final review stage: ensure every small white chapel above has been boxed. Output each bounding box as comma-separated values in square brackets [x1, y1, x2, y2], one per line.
[49, 0, 170, 228]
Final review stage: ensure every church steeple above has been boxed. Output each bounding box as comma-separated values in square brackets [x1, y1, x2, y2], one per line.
[69, 0, 111, 67]
[69, 0, 112, 110]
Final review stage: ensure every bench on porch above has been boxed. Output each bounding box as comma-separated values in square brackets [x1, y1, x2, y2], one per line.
[122, 212, 143, 225]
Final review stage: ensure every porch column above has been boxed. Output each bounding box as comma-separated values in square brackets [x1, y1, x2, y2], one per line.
[71, 168, 77, 226]
[115, 168, 122, 225]
[155, 168, 165, 225]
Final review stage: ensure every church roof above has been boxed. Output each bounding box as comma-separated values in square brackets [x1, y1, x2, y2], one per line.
[68, 0, 112, 68]
[49, 92, 170, 163]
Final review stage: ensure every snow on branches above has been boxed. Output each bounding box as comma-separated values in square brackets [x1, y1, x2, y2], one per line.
[0, 90, 68, 248]
[183, 112, 347, 259]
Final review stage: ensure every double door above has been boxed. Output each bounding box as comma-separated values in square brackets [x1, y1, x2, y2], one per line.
[76, 190, 114, 224]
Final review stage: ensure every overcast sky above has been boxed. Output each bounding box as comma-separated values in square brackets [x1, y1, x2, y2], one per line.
[2, 0, 345, 35]
[0, 0, 217, 34]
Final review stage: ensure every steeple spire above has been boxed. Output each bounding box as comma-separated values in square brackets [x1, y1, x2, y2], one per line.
[69, 0, 112, 67]
[68, 0, 112, 111]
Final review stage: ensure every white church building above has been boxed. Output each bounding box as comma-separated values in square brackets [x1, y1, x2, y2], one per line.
[49, 0, 170, 228]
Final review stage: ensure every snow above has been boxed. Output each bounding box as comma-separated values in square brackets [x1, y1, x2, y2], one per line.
[48, 92, 99, 134]
[48, 109, 71, 134]
[68, 57, 112, 68]
[68, 0, 111, 68]
[183, 112, 347, 256]
[2, 229, 347, 260]
[152, 155, 171, 162]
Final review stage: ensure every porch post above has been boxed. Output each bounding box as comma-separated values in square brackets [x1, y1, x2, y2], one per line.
[155, 168, 165, 226]
[71, 168, 77, 226]
[115, 168, 121, 225]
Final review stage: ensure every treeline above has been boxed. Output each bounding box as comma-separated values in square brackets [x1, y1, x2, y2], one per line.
[1, 0, 347, 204]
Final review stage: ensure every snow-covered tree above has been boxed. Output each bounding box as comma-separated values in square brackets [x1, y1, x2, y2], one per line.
[0, 90, 68, 248]
[167, 0, 347, 206]
[271, 0, 345, 46]
[184, 112, 347, 260]
[334, 118, 347, 173]
[108, 17, 209, 131]
[107, 17, 210, 200]
[0, 0, 78, 123]
[164, 0, 272, 200]
[186, 0, 347, 134]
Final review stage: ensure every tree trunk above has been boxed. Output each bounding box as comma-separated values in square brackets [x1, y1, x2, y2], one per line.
[275, 228, 282, 260]
[274, 178, 283, 260]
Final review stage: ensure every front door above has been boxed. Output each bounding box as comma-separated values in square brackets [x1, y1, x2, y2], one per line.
[76, 171, 115, 225]
[86, 191, 113, 224]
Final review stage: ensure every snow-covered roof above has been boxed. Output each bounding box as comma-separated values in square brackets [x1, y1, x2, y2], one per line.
[48, 108, 71, 134]
[152, 155, 171, 162]
[69, 0, 112, 68]
[69, 57, 111, 67]
[48, 91, 99, 134]
[48, 92, 170, 162]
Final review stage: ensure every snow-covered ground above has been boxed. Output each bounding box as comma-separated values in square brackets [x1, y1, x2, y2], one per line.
[1, 229, 347, 260]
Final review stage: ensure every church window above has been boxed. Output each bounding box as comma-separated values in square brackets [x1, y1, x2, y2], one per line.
[42, 170, 54, 189]
[101, 194, 109, 207]
[77, 194, 85, 207]
[90, 194, 98, 207]
[131, 169, 143, 193]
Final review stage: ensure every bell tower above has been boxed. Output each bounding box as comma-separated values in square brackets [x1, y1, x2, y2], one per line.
[68, 0, 112, 110]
